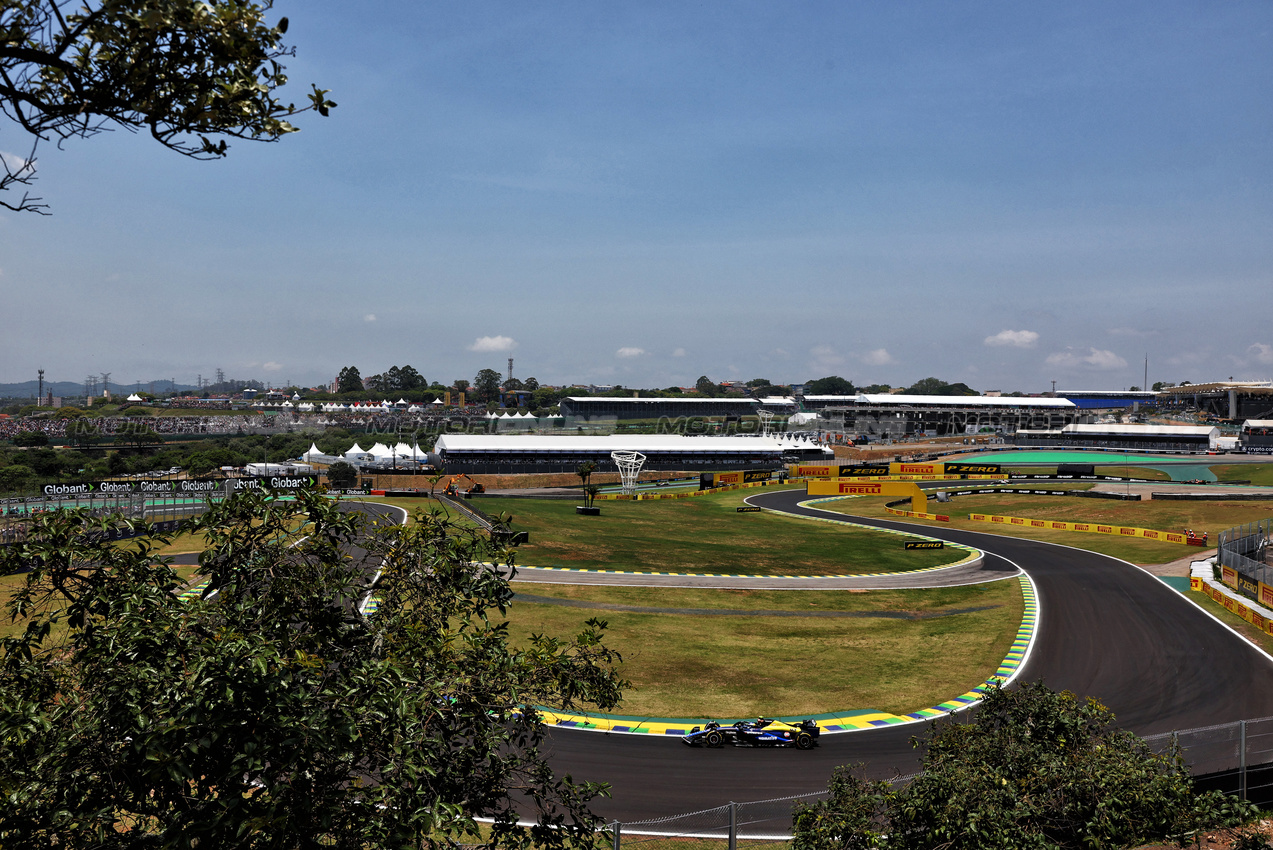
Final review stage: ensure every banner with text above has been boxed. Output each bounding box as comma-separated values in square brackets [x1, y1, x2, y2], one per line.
[968, 513, 1189, 544]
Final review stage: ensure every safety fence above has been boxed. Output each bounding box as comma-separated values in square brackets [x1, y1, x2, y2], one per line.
[1219, 518, 1273, 587]
[606, 718, 1273, 847]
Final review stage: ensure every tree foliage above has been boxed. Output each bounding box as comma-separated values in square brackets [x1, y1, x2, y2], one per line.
[325, 459, 356, 488]
[473, 368, 503, 404]
[0, 0, 335, 213]
[366, 365, 427, 394]
[695, 375, 720, 396]
[792, 683, 1254, 850]
[335, 365, 362, 394]
[904, 377, 978, 396]
[11, 429, 49, 447]
[804, 376, 856, 396]
[0, 488, 624, 848]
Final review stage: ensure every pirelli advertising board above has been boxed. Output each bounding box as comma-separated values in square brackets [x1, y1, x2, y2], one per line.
[787, 464, 890, 478]
[789, 462, 1001, 479]
[969, 513, 1190, 545]
[700, 469, 774, 489]
[41, 476, 319, 498]
[807, 479, 926, 513]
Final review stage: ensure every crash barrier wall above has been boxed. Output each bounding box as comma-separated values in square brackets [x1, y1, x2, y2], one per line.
[790, 461, 1006, 479]
[607, 778, 916, 848]
[1155, 492, 1273, 501]
[882, 498, 950, 521]
[807, 479, 926, 513]
[968, 513, 1197, 545]
[596, 478, 789, 501]
[947, 486, 1141, 501]
[1218, 518, 1273, 588]
[435, 493, 500, 531]
[609, 717, 1273, 846]
[1198, 577, 1273, 637]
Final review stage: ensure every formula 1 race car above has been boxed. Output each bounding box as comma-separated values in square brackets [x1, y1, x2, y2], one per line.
[682, 718, 820, 750]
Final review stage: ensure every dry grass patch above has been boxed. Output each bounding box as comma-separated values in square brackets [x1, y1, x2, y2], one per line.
[502, 579, 1023, 718]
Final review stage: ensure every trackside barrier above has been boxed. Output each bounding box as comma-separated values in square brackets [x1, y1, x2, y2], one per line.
[608, 718, 1273, 846]
[1218, 518, 1273, 587]
[968, 513, 1193, 545]
[595, 478, 790, 502]
[607, 780, 915, 850]
[885, 507, 950, 521]
[1197, 579, 1273, 636]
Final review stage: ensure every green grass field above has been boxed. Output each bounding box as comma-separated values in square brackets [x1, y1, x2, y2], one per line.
[502, 578, 1024, 717]
[821, 492, 1273, 563]
[475, 488, 964, 575]
[1211, 464, 1273, 486]
[1003, 465, 1170, 480]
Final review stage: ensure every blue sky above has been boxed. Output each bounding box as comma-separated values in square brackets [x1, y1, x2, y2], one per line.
[2, 1, 1271, 393]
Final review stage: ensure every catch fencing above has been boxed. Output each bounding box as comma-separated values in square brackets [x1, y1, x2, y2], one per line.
[607, 718, 1273, 847]
[1218, 518, 1273, 587]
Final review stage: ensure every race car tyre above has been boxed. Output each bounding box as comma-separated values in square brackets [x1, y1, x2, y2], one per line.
[794, 732, 814, 750]
[705, 730, 724, 748]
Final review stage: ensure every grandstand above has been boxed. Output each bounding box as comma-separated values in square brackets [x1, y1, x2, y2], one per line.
[1157, 382, 1273, 421]
[815, 394, 1081, 438]
[1241, 420, 1273, 454]
[431, 434, 833, 474]
[1013, 423, 1220, 452]
[1057, 390, 1157, 410]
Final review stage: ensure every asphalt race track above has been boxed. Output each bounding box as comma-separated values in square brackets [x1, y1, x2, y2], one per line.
[530, 488, 1273, 821]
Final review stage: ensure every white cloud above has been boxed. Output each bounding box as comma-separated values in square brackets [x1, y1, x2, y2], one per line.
[769, 348, 789, 358]
[1108, 327, 1152, 338]
[616, 347, 645, 358]
[672, 347, 687, 357]
[809, 345, 846, 373]
[363, 313, 377, 323]
[1045, 348, 1128, 371]
[0, 150, 34, 177]
[984, 329, 1039, 349]
[1249, 343, 1273, 365]
[263, 361, 283, 372]
[860, 348, 895, 366]
[469, 335, 518, 353]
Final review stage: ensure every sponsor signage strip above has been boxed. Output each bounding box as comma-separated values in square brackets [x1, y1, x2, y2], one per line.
[885, 507, 951, 522]
[1200, 579, 1273, 637]
[967, 513, 1190, 544]
[41, 476, 318, 498]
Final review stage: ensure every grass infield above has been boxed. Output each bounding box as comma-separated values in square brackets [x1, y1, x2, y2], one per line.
[1211, 464, 1273, 487]
[502, 579, 1024, 717]
[474, 487, 965, 576]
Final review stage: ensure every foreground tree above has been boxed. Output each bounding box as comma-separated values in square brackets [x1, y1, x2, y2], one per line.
[0, 488, 624, 848]
[0, 0, 335, 213]
[792, 682, 1254, 850]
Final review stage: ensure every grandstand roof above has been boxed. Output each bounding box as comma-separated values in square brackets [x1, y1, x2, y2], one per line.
[1061, 423, 1218, 437]
[813, 394, 1075, 408]
[434, 434, 829, 455]
[563, 396, 757, 404]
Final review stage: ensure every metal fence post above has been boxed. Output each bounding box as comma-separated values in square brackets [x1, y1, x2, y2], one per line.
[729, 801, 737, 850]
[611, 820, 620, 850]
[1240, 720, 1248, 801]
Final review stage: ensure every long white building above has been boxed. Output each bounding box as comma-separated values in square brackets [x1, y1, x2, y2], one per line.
[432, 434, 832, 473]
